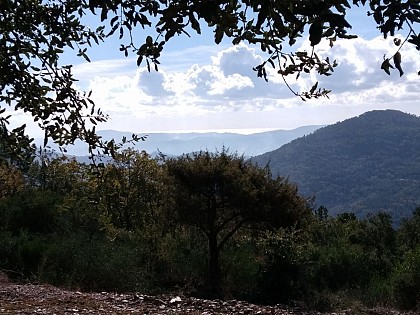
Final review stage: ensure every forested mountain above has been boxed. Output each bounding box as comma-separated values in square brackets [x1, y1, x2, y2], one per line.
[253, 110, 420, 223]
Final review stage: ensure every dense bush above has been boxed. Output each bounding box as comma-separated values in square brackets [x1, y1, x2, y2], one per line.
[250, 228, 306, 305]
[220, 236, 261, 300]
[0, 231, 27, 279]
[0, 189, 61, 235]
[39, 234, 143, 292]
[390, 246, 420, 310]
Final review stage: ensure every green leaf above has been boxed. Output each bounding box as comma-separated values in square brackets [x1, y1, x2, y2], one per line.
[323, 27, 334, 37]
[310, 82, 319, 94]
[190, 13, 201, 34]
[393, 52, 403, 76]
[137, 55, 143, 67]
[214, 26, 224, 44]
[110, 15, 119, 26]
[100, 7, 107, 22]
[381, 58, 392, 75]
[232, 37, 241, 45]
[309, 22, 323, 46]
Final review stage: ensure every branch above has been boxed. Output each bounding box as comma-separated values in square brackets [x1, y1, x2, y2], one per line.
[217, 218, 253, 251]
[215, 211, 242, 234]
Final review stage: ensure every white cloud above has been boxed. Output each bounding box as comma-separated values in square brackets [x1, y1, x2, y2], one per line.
[73, 37, 420, 134]
[183, 43, 294, 101]
[311, 35, 420, 94]
[72, 59, 136, 84]
[209, 73, 254, 95]
[136, 69, 175, 97]
[216, 44, 263, 77]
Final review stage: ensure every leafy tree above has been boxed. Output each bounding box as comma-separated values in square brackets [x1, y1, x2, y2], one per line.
[253, 227, 308, 305]
[1, 0, 107, 154]
[390, 245, 420, 310]
[165, 149, 311, 296]
[92, 148, 164, 232]
[0, 125, 35, 170]
[0, 164, 25, 200]
[398, 207, 420, 251]
[26, 153, 89, 192]
[29, 154, 104, 234]
[304, 211, 374, 291]
[2, 0, 419, 156]
[362, 212, 396, 272]
[0, 188, 62, 235]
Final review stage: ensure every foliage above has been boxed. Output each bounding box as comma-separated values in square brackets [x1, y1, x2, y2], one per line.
[0, 0, 111, 152]
[165, 149, 311, 296]
[0, 163, 25, 200]
[26, 153, 89, 192]
[219, 236, 261, 300]
[252, 227, 307, 305]
[389, 245, 420, 310]
[39, 234, 144, 292]
[0, 231, 25, 278]
[0, 188, 62, 235]
[0, 124, 35, 170]
[1, 148, 420, 310]
[151, 225, 208, 293]
[1, 0, 419, 158]
[91, 149, 164, 231]
[398, 207, 420, 251]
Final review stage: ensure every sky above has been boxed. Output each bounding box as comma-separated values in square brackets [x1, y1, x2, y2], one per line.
[13, 5, 420, 137]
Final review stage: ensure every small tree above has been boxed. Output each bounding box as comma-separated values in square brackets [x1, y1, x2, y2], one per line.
[0, 164, 25, 200]
[398, 207, 420, 251]
[93, 148, 164, 232]
[165, 149, 311, 296]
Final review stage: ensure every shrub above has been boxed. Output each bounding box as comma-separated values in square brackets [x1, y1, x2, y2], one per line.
[151, 226, 208, 294]
[308, 242, 370, 290]
[390, 246, 420, 310]
[250, 228, 306, 305]
[0, 231, 23, 278]
[39, 234, 143, 292]
[220, 237, 261, 300]
[0, 189, 61, 235]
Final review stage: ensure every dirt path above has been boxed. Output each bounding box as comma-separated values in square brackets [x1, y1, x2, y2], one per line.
[0, 282, 415, 315]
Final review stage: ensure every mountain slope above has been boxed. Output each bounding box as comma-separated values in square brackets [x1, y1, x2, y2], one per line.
[253, 110, 420, 222]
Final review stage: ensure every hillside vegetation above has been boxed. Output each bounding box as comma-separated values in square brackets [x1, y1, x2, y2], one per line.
[1, 122, 420, 311]
[253, 110, 420, 223]
[0, 122, 420, 312]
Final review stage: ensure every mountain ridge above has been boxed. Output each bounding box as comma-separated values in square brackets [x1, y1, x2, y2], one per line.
[252, 110, 420, 223]
[35, 125, 323, 157]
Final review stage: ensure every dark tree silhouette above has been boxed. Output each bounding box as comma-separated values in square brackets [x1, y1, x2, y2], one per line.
[165, 149, 311, 296]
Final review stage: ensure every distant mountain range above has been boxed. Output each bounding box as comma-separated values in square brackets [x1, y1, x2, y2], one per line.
[34, 110, 420, 223]
[35, 125, 323, 157]
[252, 110, 420, 223]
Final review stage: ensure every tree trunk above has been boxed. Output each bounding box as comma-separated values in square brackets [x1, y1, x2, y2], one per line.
[208, 231, 222, 298]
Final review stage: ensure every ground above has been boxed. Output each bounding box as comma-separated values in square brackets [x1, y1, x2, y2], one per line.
[0, 274, 417, 315]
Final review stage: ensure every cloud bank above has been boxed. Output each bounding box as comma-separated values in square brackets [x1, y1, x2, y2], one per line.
[72, 36, 420, 134]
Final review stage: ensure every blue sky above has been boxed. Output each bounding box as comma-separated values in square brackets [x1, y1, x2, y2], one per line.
[13, 5, 420, 136]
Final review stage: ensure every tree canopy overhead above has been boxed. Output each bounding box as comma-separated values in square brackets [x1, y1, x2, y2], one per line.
[1, 0, 419, 158]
